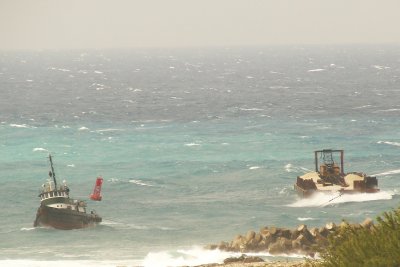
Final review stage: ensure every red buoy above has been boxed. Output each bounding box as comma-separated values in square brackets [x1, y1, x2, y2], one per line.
[90, 177, 103, 201]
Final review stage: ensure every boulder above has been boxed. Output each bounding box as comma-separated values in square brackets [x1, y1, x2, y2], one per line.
[231, 235, 245, 251]
[218, 241, 229, 250]
[360, 218, 373, 229]
[296, 234, 312, 247]
[260, 226, 269, 235]
[268, 237, 292, 254]
[223, 254, 264, 264]
[245, 230, 256, 242]
[279, 228, 293, 239]
[269, 226, 278, 235]
[325, 222, 336, 231]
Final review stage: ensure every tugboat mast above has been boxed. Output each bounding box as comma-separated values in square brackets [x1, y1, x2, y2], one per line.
[48, 154, 58, 190]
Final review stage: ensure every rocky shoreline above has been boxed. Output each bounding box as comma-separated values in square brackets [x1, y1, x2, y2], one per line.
[205, 218, 374, 260]
[190, 254, 309, 267]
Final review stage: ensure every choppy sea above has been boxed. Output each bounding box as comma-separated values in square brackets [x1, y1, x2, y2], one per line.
[1, 45, 400, 267]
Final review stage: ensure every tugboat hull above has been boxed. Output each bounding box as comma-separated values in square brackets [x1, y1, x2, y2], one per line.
[34, 205, 102, 230]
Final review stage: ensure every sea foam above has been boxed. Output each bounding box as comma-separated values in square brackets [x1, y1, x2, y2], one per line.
[0, 260, 139, 267]
[288, 191, 395, 208]
[142, 247, 305, 267]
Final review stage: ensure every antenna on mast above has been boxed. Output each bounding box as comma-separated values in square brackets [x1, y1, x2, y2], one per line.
[48, 154, 58, 190]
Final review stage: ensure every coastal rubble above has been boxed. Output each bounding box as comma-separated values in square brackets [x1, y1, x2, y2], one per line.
[206, 218, 374, 257]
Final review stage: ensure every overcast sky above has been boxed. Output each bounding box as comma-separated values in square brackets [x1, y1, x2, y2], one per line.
[1, 0, 400, 50]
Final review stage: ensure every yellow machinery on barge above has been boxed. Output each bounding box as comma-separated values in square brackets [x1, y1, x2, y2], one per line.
[294, 149, 379, 197]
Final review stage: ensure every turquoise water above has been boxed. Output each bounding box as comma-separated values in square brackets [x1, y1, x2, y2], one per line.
[1, 46, 400, 266]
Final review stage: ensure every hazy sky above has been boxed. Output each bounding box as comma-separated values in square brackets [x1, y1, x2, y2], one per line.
[1, 0, 400, 50]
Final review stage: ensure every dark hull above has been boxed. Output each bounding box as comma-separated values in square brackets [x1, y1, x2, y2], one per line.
[34, 204, 102, 230]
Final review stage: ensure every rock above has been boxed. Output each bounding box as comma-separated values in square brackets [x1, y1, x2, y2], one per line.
[296, 234, 312, 247]
[325, 222, 336, 231]
[245, 230, 256, 242]
[309, 227, 319, 237]
[319, 226, 330, 238]
[263, 231, 276, 246]
[279, 228, 293, 239]
[243, 256, 265, 263]
[254, 233, 262, 243]
[231, 235, 245, 251]
[218, 241, 229, 250]
[223, 254, 264, 264]
[361, 218, 373, 229]
[204, 244, 217, 250]
[292, 239, 302, 250]
[340, 221, 349, 229]
[297, 224, 307, 232]
[269, 226, 278, 235]
[260, 226, 269, 235]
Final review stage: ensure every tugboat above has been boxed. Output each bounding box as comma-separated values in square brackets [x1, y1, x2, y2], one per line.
[294, 149, 379, 197]
[33, 155, 102, 229]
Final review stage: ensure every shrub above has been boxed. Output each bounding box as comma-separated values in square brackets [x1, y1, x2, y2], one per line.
[313, 207, 400, 267]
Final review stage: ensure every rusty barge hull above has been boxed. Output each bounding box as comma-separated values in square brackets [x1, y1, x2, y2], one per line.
[294, 149, 379, 197]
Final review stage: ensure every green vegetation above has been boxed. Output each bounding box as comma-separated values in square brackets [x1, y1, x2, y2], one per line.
[314, 208, 400, 267]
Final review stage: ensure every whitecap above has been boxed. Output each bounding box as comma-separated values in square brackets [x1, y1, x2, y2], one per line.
[372, 169, 400, 176]
[67, 164, 75, 168]
[372, 65, 390, 70]
[78, 127, 89, 131]
[95, 128, 124, 133]
[93, 70, 103, 74]
[185, 143, 201, 147]
[307, 68, 325, 72]
[297, 217, 316, 221]
[20, 227, 36, 231]
[269, 85, 289, 89]
[249, 166, 260, 170]
[129, 179, 153, 187]
[10, 123, 30, 128]
[377, 140, 400, 147]
[33, 148, 48, 152]
[352, 105, 372, 109]
[374, 108, 400, 113]
[239, 107, 264, 111]
[285, 163, 293, 172]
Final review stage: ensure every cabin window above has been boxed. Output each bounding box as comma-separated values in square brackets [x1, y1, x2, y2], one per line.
[50, 192, 53, 197]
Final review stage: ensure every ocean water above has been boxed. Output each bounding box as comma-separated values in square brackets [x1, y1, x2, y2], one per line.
[1, 45, 400, 266]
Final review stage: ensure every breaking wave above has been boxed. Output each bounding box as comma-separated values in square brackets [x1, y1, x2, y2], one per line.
[0, 260, 139, 267]
[377, 140, 400, 147]
[142, 247, 304, 267]
[372, 169, 400, 177]
[288, 191, 395, 208]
